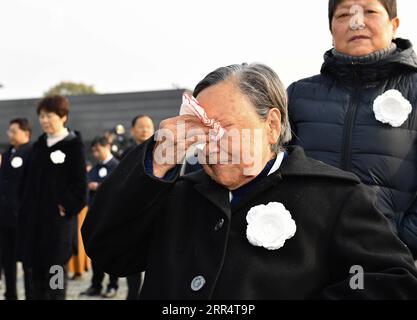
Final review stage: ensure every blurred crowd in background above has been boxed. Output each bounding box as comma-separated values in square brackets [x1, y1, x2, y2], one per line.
[0, 95, 155, 300]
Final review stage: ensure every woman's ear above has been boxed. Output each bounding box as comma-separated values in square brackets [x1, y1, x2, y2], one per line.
[62, 115, 68, 125]
[267, 108, 281, 145]
[392, 17, 400, 38]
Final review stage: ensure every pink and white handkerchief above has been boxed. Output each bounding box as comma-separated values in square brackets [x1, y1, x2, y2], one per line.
[179, 92, 225, 141]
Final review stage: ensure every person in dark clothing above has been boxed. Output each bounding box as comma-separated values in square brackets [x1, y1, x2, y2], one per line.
[80, 136, 120, 298]
[121, 115, 155, 159]
[120, 115, 154, 300]
[0, 118, 32, 300]
[18, 96, 87, 300]
[82, 63, 417, 299]
[104, 125, 131, 160]
[288, 0, 417, 258]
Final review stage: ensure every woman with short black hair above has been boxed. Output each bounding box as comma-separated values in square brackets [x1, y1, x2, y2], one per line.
[19, 95, 87, 300]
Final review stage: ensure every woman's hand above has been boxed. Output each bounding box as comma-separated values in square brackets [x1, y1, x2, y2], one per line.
[152, 115, 209, 178]
[88, 182, 99, 191]
[58, 204, 66, 217]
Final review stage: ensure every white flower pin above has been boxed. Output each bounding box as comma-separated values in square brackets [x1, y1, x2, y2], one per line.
[11, 157, 23, 168]
[50, 150, 66, 164]
[98, 167, 108, 178]
[373, 89, 412, 127]
[246, 202, 296, 251]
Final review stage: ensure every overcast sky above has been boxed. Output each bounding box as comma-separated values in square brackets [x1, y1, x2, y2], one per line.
[1, 0, 417, 100]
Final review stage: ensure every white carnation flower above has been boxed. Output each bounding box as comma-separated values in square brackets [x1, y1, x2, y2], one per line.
[11, 157, 23, 169]
[50, 150, 66, 164]
[373, 89, 412, 127]
[98, 167, 108, 178]
[246, 202, 296, 250]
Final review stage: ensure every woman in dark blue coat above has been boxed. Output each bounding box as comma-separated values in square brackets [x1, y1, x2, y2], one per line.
[19, 96, 87, 299]
[288, 0, 417, 256]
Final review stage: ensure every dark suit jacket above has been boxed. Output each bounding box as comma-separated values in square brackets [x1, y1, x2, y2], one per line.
[0, 143, 31, 227]
[82, 139, 417, 299]
[88, 157, 119, 206]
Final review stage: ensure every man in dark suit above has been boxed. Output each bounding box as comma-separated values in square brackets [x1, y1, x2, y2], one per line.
[80, 136, 120, 298]
[121, 115, 155, 159]
[0, 118, 32, 300]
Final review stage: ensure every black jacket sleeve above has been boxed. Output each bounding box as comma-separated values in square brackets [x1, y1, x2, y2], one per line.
[320, 184, 417, 299]
[81, 138, 180, 276]
[60, 140, 87, 216]
[400, 212, 417, 259]
[17, 147, 33, 209]
[398, 195, 417, 258]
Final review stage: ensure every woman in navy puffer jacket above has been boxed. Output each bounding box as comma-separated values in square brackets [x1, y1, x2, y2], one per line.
[288, 0, 417, 257]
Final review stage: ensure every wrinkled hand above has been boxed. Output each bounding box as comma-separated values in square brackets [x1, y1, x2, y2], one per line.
[58, 205, 66, 217]
[152, 115, 209, 178]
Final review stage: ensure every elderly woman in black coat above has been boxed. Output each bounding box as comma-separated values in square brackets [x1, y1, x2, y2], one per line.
[288, 0, 417, 257]
[83, 63, 417, 299]
[19, 96, 87, 300]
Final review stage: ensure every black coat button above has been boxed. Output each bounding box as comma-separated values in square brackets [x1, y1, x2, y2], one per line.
[214, 218, 225, 231]
[191, 276, 206, 291]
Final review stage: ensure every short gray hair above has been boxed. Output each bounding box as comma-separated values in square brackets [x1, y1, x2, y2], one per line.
[193, 63, 292, 153]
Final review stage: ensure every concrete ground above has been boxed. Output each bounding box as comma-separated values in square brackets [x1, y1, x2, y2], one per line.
[1, 261, 417, 300]
[0, 262, 129, 300]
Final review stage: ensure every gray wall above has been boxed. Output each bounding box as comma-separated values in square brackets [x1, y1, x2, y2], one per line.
[0, 89, 184, 152]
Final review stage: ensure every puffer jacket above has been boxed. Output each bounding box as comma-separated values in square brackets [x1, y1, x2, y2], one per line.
[288, 38, 417, 257]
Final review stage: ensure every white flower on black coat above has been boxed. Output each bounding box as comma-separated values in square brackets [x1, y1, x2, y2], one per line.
[98, 167, 108, 178]
[11, 157, 23, 168]
[246, 202, 296, 251]
[50, 150, 66, 164]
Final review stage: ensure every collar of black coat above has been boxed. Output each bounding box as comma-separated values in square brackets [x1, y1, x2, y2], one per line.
[7, 142, 31, 154]
[321, 38, 417, 85]
[37, 130, 82, 147]
[180, 146, 360, 219]
[2, 143, 31, 163]
[99, 156, 118, 168]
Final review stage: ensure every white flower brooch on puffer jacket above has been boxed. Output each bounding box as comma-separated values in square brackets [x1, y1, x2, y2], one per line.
[246, 202, 296, 251]
[373, 89, 412, 127]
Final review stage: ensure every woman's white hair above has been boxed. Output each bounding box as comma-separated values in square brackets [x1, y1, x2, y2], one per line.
[193, 63, 292, 153]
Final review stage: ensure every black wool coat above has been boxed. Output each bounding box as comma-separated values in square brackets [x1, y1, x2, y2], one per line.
[18, 131, 87, 267]
[82, 139, 417, 299]
[0, 143, 31, 228]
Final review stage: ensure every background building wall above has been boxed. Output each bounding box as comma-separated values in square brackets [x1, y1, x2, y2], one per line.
[0, 89, 184, 153]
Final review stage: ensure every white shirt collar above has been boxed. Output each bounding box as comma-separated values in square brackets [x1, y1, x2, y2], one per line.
[229, 151, 285, 202]
[102, 154, 114, 165]
[267, 151, 285, 176]
[46, 128, 69, 147]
